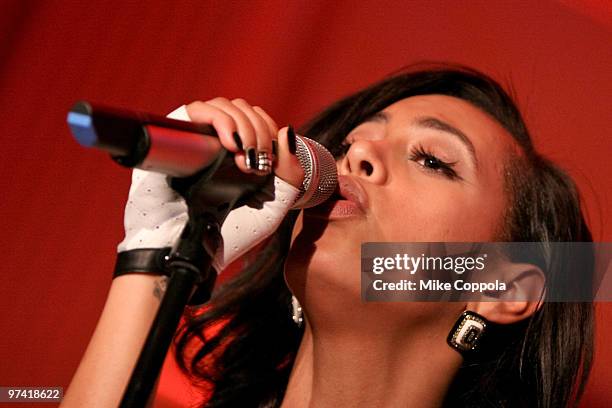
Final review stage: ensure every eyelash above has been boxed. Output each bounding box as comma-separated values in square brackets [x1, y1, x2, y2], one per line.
[409, 144, 460, 180]
[338, 142, 460, 180]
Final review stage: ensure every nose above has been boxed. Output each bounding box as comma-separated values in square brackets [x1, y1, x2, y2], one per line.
[338, 139, 387, 184]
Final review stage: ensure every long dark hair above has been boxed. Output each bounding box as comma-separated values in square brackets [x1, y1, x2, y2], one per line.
[174, 65, 594, 408]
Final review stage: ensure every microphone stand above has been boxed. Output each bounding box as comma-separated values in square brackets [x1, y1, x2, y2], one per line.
[119, 152, 269, 407]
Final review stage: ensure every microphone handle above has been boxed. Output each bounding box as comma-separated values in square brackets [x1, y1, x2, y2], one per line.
[67, 101, 338, 207]
[67, 101, 222, 177]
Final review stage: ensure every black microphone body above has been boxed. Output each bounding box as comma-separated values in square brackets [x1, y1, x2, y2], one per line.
[68, 101, 223, 177]
[67, 101, 338, 208]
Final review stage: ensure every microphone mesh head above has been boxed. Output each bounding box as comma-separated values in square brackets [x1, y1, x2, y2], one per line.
[293, 136, 338, 209]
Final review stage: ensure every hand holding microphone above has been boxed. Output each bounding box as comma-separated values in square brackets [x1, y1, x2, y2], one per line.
[116, 101, 302, 274]
[68, 98, 338, 277]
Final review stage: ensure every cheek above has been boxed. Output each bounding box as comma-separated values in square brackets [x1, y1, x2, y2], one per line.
[377, 183, 504, 241]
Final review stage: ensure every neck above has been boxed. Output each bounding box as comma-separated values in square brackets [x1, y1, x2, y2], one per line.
[281, 320, 462, 408]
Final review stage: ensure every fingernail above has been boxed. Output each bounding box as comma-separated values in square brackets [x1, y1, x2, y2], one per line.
[257, 151, 272, 174]
[271, 140, 278, 156]
[245, 147, 257, 170]
[287, 125, 297, 155]
[232, 132, 243, 150]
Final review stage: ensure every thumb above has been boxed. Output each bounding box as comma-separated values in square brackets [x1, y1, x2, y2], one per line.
[274, 126, 304, 189]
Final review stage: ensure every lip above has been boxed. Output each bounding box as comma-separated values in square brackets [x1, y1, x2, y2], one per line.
[337, 175, 369, 211]
[307, 175, 368, 220]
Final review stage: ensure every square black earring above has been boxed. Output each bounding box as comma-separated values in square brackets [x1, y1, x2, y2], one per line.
[447, 310, 488, 354]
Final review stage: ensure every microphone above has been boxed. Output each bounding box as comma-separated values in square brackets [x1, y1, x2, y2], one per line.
[67, 101, 337, 208]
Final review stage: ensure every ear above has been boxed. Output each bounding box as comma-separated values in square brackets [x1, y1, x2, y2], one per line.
[468, 262, 545, 325]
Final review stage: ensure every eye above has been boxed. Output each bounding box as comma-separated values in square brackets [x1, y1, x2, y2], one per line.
[410, 145, 460, 180]
[423, 156, 444, 170]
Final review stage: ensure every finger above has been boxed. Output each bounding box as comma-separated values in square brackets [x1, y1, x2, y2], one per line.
[232, 99, 273, 155]
[233, 151, 251, 173]
[252, 106, 279, 135]
[185, 101, 239, 152]
[253, 105, 279, 157]
[206, 97, 257, 162]
[232, 99, 274, 175]
[275, 126, 304, 188]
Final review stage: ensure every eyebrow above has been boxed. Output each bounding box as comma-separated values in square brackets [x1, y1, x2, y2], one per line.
[414, 116, 478, 168]
[361, 112, 478, 168]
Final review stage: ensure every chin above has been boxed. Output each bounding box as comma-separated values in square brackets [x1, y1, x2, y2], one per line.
[286, 237, 361, 304]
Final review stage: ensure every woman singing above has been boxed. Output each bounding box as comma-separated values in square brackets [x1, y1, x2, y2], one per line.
[63, 66, 594, 408]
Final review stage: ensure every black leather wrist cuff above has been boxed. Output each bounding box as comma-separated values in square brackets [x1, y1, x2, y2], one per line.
[113, 247, 173, 278]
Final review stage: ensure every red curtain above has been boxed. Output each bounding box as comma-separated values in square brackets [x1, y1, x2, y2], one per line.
[0, 1, 610, 406]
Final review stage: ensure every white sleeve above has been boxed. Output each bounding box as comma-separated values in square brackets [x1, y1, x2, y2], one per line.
[212, 176, 299, 272]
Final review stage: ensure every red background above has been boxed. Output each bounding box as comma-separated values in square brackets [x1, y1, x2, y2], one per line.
[0, 1, 610, 406]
